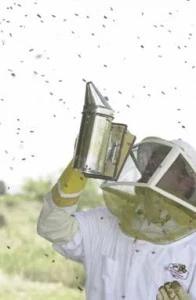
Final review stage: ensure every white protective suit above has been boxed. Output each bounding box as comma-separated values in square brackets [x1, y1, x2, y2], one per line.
[37, 138, 196, 300]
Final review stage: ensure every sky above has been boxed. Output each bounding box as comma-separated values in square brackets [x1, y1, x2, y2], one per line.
[0, 0, 196, 193]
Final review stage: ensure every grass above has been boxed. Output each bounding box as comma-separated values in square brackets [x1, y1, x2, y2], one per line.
[0, 195, 86, 299]
[0, 271, 85, 300]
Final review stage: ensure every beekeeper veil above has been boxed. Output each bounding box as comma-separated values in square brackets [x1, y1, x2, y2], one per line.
[101, 137, 196, 244]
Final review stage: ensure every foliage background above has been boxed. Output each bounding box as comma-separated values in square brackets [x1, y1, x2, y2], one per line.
[0, 178, 104, 300]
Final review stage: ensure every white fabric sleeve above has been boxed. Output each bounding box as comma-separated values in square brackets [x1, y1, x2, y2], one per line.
[37, 192, 80, 244]
[53, 207, 117, 265]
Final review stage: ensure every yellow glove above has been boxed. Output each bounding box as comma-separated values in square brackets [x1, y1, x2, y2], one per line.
[52, 161, 87, 207]
[156, 281, 191, 300]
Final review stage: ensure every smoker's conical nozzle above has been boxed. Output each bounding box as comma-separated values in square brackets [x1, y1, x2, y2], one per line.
[84, 82, 114, 117]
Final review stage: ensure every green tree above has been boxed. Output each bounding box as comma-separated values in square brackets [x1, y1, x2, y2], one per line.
[21, 178, 52, 201]
[78, 179, 104, 210]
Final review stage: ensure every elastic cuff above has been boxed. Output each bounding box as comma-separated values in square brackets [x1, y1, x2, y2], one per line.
[51, 184, 79, 207]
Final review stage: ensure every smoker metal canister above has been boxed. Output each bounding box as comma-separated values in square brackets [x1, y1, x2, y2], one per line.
[73, 82, 114, 176]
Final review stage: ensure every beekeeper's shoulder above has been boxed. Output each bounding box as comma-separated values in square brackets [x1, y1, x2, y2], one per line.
[74, 206, 118, 233]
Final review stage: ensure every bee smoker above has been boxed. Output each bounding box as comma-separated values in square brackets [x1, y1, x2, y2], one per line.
[72, 82, 136, 180]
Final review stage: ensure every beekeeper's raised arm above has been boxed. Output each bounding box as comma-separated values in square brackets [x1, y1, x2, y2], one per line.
[37, 159, 87, 262]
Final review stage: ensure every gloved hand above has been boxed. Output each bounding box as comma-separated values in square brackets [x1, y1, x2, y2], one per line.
[52, 160, 87, 207]
[156, 281, 191, 300]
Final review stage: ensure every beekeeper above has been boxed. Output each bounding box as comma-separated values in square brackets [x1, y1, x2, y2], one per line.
[37, 83, 196, 300]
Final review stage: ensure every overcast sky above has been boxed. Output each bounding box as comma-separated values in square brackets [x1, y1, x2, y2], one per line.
[0, 0, 196, 192]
